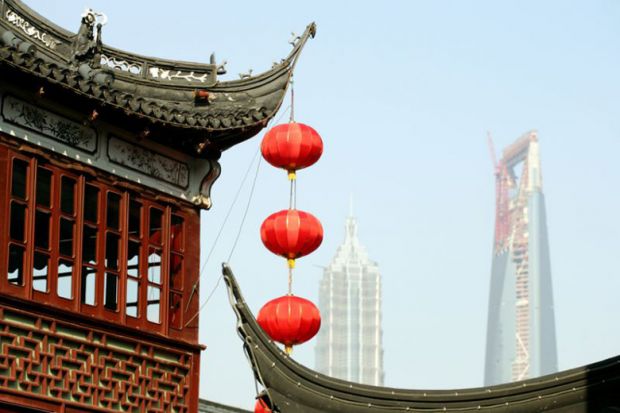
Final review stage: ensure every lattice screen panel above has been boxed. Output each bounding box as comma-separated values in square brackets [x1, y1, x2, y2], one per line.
[0, 306, 194, 412]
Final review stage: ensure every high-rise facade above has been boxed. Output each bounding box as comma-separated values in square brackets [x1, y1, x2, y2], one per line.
[484, 131, 558, 385]
[315, 214, 384, 385]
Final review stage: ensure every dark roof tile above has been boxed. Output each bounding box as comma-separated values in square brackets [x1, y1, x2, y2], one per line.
[0, 0, 315, 155]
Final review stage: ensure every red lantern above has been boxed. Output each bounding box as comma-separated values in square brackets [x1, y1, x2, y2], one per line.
[254, 399, 272, 413]
[260, 209, 323, 268]
[257, 295, 321, 354]
[261, 122, 323, 179]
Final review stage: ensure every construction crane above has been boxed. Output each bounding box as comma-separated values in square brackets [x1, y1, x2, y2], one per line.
[487, 131, 499, 175]
[487, 131, 510, 253]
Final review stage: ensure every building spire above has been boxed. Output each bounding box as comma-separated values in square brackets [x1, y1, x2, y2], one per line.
[345, 194, 358, 241]
[349, 193, 354, 217]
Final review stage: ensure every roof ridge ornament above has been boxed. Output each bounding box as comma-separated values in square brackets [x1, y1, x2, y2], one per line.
[210, 53, 227, 75]
[72, 8, 106, 67]
[238, 69, 253, 79]
[81, 8, 108, 38]
[288, 32, 301, 47]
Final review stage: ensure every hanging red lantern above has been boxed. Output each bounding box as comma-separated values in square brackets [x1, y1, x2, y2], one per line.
[254, 399, 272, 413]
[260, 209, 323, 268]
[261, 122, 323, 180]
[257, 295, 321, 354]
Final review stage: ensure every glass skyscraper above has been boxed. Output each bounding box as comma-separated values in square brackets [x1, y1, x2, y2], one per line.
[315, 214, 384, 386]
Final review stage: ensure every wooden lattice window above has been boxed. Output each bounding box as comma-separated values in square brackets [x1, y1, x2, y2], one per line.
[7, 157, 29, 288]
[169, 214, 185, 330]
[0, 149, 190, 335]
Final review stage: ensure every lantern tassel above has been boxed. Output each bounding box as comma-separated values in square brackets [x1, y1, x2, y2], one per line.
[288, 170, 297, 181]
[285, 345, 293, 355]
[287, 258, 296, 269]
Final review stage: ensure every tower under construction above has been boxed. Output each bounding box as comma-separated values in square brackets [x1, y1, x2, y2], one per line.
[484, 131, 558, 385]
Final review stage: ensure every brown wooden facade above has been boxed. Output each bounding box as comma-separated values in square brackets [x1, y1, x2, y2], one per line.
[0, 136, 202, 412]
[0, 0, 315, 411]
[0, 144, 200, 341]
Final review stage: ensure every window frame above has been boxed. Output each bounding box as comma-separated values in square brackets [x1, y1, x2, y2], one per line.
[0, 148, 189, 336]
[4, 153, 34, 298]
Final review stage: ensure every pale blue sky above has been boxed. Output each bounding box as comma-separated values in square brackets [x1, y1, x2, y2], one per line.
[25, 0, 620, 409]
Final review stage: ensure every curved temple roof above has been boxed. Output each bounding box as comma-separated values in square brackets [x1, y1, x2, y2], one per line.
[223, 264, 620, 413]
[0, 0, 315, 158]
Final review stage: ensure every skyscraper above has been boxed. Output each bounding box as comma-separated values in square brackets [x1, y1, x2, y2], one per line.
[315, 214, 384, 385]
[484, 131, 558, 385]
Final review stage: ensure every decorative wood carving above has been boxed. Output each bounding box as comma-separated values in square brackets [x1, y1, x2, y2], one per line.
[108, 136, 190, 188]
[1, 96, 97, 153]
[0, 306, 197, 412]
[4, 8, 60, 50]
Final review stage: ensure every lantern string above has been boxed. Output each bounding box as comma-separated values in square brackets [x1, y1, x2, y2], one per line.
[289, 77, 295, 123]
[288, 179, 297, 210]
[288, 267, 293, 296]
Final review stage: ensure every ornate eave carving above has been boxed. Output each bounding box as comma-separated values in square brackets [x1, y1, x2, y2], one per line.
[0, 0, 316, 156]
[5, 8, 60, 49]
[0, 92, 220, 209]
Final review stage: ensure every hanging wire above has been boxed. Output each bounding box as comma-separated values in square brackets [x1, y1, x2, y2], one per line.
[228, 156, 262, 262]
[184, 154, 262, 328]
[183, 148, 261, 313]
[184, 105, 292, 314]
[184, 105, 293, 326]
[203, 150, 260, 273]
[289, 77, 295, 123]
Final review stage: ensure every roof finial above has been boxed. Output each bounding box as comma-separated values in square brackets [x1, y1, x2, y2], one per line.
[72, 8, 106, 67]
[289, 32, 301, 47]
[345, 195, 358, 242]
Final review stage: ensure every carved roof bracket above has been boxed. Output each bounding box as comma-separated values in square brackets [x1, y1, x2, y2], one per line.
[194, 159, 221, 210]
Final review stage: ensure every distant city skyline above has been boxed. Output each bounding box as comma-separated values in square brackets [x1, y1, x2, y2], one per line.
[24, 1, 620, 409]
[315, 213, 384, 385]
